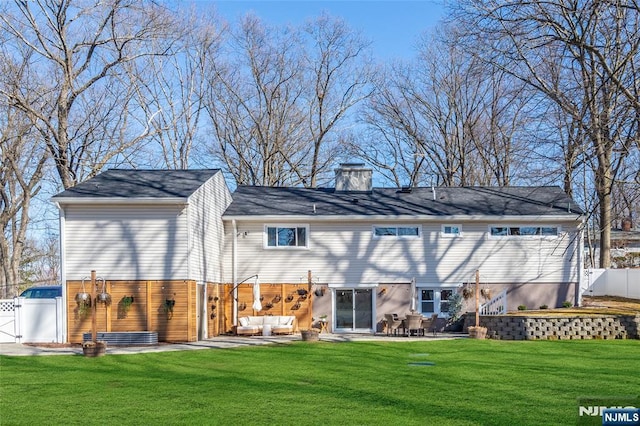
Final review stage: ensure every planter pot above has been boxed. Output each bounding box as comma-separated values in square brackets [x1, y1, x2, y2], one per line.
[468, 326, 488, 339]
[97, 292, 112, 305]
[75, 292, 91, 305]
[301, 329, 319, 342]
[462, 287, 474, 300]
[82, 341, 107, 357]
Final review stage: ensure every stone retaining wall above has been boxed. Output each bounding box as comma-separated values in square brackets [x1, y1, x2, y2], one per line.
[463, 313, 640, 340]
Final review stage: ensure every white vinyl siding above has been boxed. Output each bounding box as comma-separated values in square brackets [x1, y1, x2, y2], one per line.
[64, 205, 189, 280]
[187, 173, 232, 283]
[224, 220, 580, 285]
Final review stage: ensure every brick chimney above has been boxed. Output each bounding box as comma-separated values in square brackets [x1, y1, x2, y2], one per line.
[335, 163, 372, 192]
[622, 217, 632, 232]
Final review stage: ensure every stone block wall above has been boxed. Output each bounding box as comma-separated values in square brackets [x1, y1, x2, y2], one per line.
[464, 313, 640, 340]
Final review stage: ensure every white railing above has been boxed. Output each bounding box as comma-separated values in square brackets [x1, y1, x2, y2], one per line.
[480, 290, 507, 315]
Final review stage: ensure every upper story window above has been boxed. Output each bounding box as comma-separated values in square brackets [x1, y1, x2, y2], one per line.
[373, 225, 421, 239]
[265, 225, 308, 249]
[441, 225, 462, 237]
[490, 226, 559, 237]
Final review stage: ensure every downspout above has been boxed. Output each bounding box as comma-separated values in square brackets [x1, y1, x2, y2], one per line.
[56, 202, 67, 343]
[577, 216, 585, 306]
[232, 219, 238, 326]
[186, 203, 191, 281]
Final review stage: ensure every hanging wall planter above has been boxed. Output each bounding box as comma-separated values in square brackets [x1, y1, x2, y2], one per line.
[75, 292, 91, 305]
[95, 277, 111, 306]
[75, 278, 92, 318]
[480, 288, 492, 300]
[118, 296, 134, 318]
[96, 292, 111, 306]
[462, 286, 474, 300]
[163, 299, 175, 319]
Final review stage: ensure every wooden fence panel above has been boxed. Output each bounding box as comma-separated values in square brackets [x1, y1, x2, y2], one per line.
[224, 283, 313, 333]
[66, 280, 196, 344]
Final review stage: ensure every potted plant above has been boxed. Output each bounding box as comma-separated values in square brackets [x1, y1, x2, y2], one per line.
[300, 328, 320, 341]
[77, 300, 91, 318]
[82, 340, 107, 357]
[75, 292, 91, 318]
[96, 292, 111, 306]
[468, 326, 488, 339]
[95, 278, 111, 306]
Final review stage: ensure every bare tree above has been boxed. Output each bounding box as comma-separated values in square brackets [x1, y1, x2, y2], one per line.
[0, 0, 178, 189]
[205, 15, 307, 186]
[205, 13, 373, 187]
[0, 51, 48, 297]
[133, 7, 225, 169]
[355, 26, 531, 188]
[301, 14, 374, 187]
[453, 0, 640, 267]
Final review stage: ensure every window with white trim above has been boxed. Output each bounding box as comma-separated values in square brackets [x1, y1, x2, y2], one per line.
[489, 225, 559, 237]
[441, 224, 462, 237]
[373, 225, 421, 238]
[265, 225, 308, 248]
[420, 288, 455, 317]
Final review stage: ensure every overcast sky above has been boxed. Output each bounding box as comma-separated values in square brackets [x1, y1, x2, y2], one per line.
[209, 0, 446, 60]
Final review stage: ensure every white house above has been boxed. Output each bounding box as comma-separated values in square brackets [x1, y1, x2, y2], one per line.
[53, 165, 584, 340]
[223, 164, 584, 333]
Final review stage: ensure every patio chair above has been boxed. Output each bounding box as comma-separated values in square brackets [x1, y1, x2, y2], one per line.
[405, 313, 424, 336]
[423, 313, 439, 336]
[384, 313, 403, 336]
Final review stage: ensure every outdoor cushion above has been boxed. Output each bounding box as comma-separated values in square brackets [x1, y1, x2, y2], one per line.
[239, 317, 249, 327]
[263, 316, 280, 326]
[280, 316, 294, 325]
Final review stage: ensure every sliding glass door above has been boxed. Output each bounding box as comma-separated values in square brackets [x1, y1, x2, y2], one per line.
[334, 288, 373, 332]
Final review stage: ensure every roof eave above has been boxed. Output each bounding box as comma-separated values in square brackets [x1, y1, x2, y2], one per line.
[52, 197, 189, 205]
[222, 213, 584, 222]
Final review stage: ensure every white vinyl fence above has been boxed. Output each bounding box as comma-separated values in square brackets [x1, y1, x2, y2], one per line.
[584, 269, 640, 299]
[0, 297, 64, 343]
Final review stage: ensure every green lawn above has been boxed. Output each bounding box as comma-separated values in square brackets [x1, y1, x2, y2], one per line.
[1, 339, 638, 425]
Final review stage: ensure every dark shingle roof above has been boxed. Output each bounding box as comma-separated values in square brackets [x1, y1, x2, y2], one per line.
[224, 186, 583, 218]
[52, 169, 221, 200]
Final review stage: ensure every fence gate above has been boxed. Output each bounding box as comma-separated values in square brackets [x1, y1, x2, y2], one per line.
[0, 298, 64, 344]
[0, 299, 16, 343]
